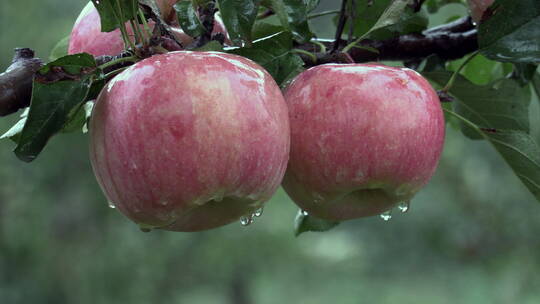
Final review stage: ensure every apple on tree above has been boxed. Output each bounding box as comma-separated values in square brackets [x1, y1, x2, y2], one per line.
[282, 64, 445, 221]
[467, 0, 494, 23]
[68, 1, 229, 57]
[89, 51, 290, 231]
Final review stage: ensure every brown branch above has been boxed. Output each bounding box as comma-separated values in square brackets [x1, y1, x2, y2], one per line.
[0, 18, 478, 117]
[298, 25, 477, 67]
[0, 48, 43, 116]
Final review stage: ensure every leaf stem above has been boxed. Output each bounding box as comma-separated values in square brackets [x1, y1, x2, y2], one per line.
[103, 66, 130, 79]
[307, 9, 340, 20]
[138, 8, 152, 41]
[98, 56, 138, 70]
[442, 51, 479, 92]
[310, 39, 326, 53]
[292, 49, 317, 63]
[115, 0, 137, 51]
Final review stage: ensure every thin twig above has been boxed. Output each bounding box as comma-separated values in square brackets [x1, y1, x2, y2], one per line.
[332, 0, 349, 53]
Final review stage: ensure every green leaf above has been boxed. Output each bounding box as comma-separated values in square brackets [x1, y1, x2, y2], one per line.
[268, 0, 313, 43]
[228, 31, 305, 86]
[425, 71, 531, 139]
[478, 0, 540, 64]
[294, 210, 339, 236]
[13, 53, 98, 162]
[217, 0, 259, 46]
[533, 72, 540, 103]
[0, 109, 29, 143]
[252, 22, 286, 40]
[49, 36, 70, 61]
[425, 0, 465, 13]
[349, 0, 392, 37]
[511, 63, 538, 86]
[366, 0, 427, 40]
[444, 109, 540, 203]
[91, 0, 138, 32]
[62, 101, 95, 134]
[305, 0, 319, 12]
[174, 1, 205, 37]
[194, 40, 225, 51]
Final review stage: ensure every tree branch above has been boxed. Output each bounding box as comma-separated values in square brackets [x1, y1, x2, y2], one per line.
[298, 22, 477, 67]
[0, 18, 478, 117]
[0, 48, 43, 116]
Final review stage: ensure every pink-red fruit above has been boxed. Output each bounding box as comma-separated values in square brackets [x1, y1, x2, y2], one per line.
[467, 0, 494, 23]
[68, 2, 229, 57]
[283, 64, 445, 221]
[89, 51, 290, 231]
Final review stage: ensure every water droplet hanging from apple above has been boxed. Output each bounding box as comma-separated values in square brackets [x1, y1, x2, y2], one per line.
[140, 227, 152, 233]
[108, 201, 116, 209]
[254, 207, 264, 217]
[240, 215, 253, 226]
[380, 210, 392, 221]
[398, 201, 410, 213]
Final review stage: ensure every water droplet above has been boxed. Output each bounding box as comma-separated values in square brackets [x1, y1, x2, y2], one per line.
[159, 200, 169, 206]
[82, 123, 88, 134]
[398, 201, 410, 213]
[380, 210, 392, 221]
[301, 210, 308, 216]
[240, 215, 253, 226]
[312, 192, 324, 204]
[140, 227, 151, 233]
[108, 201, 116, 209]
[254, 207, 263, 217]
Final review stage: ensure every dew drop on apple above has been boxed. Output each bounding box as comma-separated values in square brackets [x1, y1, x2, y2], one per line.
[380, 210, 392, 221]
[254, 207, 264, 217]
[398, 201, 410, 213]
[108, 201, 116, 209]
[240, 215, 253, 226]
[301, 210, 308, 216]
[312, 192, 324, 204]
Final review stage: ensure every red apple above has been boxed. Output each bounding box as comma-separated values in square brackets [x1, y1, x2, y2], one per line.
[282, 64, 445, 221]
[68, 2, 129, 56]
[89, 51, 290, 231]
[68, 2, 230, 56]
[467, 0, 494, 23]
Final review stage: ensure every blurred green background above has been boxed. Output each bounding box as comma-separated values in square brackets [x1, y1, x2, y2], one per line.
[1, 1, 540, 303]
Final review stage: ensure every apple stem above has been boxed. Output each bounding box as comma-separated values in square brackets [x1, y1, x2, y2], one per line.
[138, 8, 152, 43]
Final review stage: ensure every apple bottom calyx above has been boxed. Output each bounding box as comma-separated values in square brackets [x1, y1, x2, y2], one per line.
[283, 171, 418, 221]
[133, 195, 267, 232]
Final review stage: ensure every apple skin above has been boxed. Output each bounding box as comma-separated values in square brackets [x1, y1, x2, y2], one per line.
[68, 2, 229, 56]
[467, 0, 494, 23]
[282, 64, 445, 221]
[89, 51, 290, 231]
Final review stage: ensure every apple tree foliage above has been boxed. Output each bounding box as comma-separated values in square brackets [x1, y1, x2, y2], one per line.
[0, 0, 539, 235]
